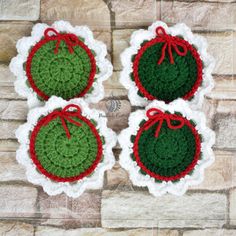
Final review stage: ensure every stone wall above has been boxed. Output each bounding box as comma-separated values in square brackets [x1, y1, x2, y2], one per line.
[0, 0, 235, 235]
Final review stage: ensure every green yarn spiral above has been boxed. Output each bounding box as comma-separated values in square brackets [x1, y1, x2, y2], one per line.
[34, 117, 100, 178]
[133, 119, 197, 178]
[30, 39, 94, 99]
[133, 42, 198, 102]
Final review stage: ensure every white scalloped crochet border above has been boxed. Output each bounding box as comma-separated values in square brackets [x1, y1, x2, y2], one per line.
[10, 20, 113, 108]
[15, 96, 117, 198]
[118, 99, 215, 196]
[120, 21, 215, 109]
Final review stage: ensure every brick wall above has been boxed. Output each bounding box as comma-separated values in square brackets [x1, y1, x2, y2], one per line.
[0, 0, 235, 235]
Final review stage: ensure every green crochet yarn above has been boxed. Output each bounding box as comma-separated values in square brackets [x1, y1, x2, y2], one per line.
[134, 120, 196, 177]
[34, 117, 100, 178]
[30, 39, 94, 99]
[133, 42, 198, 102]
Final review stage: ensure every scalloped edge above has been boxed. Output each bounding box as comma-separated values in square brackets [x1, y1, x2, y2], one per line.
[118, 99, 215, 196]
[119, 21, 215, 109]
[9, 20, 113, 108]
[15, 96, 117, 198]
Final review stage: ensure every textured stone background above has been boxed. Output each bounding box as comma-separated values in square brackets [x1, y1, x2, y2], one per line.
[0, 0, 235, 235]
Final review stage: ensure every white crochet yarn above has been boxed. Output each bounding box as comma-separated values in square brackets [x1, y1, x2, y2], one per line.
[16, 96, 117, 198]
[10, 20, 113, 108]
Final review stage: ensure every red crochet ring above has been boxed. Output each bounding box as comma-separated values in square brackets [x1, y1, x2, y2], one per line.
[133, 27, 203, 102]
[29, 106, 103, 182]
[133, 111, 201, 181]
[26, 28, 96, 101]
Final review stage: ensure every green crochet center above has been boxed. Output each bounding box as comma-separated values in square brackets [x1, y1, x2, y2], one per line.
[135, 42, 198, 102]
[137, 121, 196, 177]
[34, 117, 99, 178]
[30, 40, 92, 99]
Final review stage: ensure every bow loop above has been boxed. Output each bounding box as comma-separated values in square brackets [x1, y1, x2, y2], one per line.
[43, 104, 82, 139]
[44, 28, 58, 38]
[156, 26, 169, 39]
[62, 104, 82, 116]
[44, 28, 80, 54]
[155, 26, 188, 65]
[143, 108, 185, 138]
[172, 42, 188, 57]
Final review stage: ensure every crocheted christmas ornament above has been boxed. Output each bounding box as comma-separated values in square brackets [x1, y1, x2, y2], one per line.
[30, 104, 103, 182]
[118, 100, 215, 196]
[26, 28, 97, 101]
[132, 26, 202, 103]
[10, 21, 112, 108]
[16, 97, 116, 197]
[120, 21, 215, 108]
[132, 108, 200, 181]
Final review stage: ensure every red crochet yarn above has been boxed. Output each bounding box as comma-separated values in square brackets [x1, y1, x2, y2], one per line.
[29, 105, 103, 182]
[42, 104, 82, 139]
[155, 26, 188, 65]
[132, 27, 203, 102]
[143, 108, 185, 138]
[26, 28, 96, 101]
[44, 28, 81, 54]
[133, 111, 201, 181]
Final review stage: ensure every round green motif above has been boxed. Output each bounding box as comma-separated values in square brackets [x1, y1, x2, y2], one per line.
[134, 42, 198, 102]
[34, 117, 99, 178]
[30, 39, 94, 99]
[136, 121, 196, 177]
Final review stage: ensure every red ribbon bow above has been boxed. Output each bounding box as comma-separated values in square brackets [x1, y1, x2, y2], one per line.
[43, 104, 82, 139]
[156, 26, 188, 65]
[44, 28, 80, 54]
[143, 108, 185, 138]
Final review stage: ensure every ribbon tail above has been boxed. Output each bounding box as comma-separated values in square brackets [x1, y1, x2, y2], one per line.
[68, 47, 74, 54]
[60, 117, 71, 139]
[168, 43, 174, 64]
[54, 39, 61, 54]
[157, 43, 167, 65]
[66, 41, 74, 54]
[144, 119, 156, 132]
[154, 120, 163, 138]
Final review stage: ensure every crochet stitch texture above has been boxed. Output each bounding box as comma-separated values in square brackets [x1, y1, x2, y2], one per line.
[26, 29, 96, 101]
[132, 27, 203, 103]
[29, 106, 103, 182]
[132, 111, 201, 181]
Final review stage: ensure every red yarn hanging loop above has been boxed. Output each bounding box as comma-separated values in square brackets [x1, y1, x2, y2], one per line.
[143, 108, 185, 138]
[44, 28, 80, 54]
[155, 26, 188, 65]
[43, 104, 82, 139]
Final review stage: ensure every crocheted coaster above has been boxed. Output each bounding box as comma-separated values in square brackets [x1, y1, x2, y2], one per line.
[132, 108, 200, 181]
[132, 27, 202, 103]
[120, 21, 215, 108]
[118, 100, 215, 196]
[10, 21, 113, 108]
[16, 97, 116, 197]
[29, 104, 103, 182]
[26, 28, 96, 101]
